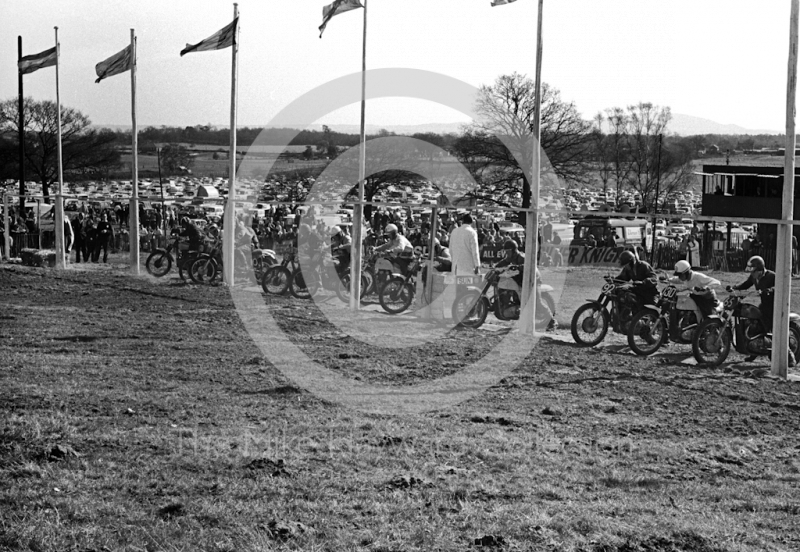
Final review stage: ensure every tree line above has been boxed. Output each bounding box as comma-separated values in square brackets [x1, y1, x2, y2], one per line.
[0, 75, 789, 208]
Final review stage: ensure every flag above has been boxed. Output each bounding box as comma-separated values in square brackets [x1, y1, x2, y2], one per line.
[319, 0, 363, 38]
[491, 0, 519, 5]
[180, 17, 238, 56]
[95, 44, 133, 83]
[18, 46, 57, 74]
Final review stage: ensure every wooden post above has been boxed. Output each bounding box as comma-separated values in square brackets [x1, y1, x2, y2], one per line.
[350, 0, 368, 311]
[53, 27, 65, 269]
[426, 206, 438, 307]
[773, 0, 799, 378]
[223, 3, 239, 286]
[130, 29, 140, 275]
[519, 0, 544, 334]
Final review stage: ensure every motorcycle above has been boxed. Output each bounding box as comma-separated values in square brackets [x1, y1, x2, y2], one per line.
[627, 278, 721, 356]
[451, 266, 556, 330]
[290, 245, 368, 303]
[190, 235, 275, 285]
[377, 254, 422, 314]
[145, 230, 202, 280]
[571, 275, 648, 346]
[692, 289, 800, 366]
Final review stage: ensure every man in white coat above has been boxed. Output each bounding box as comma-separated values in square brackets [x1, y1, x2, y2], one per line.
[449, 214, 480, 276]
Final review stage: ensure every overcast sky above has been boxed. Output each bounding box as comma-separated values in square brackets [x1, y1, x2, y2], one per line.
[1, 0, 795, 132]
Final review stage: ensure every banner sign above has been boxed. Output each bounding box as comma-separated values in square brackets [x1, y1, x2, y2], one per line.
[477, 243, 635, 267]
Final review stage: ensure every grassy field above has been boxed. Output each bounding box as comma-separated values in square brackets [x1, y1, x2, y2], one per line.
[2, 263, 800, 551]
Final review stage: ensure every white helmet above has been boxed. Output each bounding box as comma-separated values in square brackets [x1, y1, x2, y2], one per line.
[674, 259, 691, 276]
[330, 226, 341, 236]
[385, 223, 398, 234]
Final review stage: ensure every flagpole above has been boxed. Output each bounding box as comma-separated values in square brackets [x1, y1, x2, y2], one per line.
[18, 36, 26, 217]
[129, 29, 140, 275]
[350, 0, 368, 311]
[519, 0, 544, 335]
[53, 27, 66, 270]
[224, 2, 239, 286]
[773, 0, 799, 379]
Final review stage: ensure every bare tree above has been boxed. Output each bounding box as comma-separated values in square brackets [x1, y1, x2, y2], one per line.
[0, 97, 120, 202]
[623, 103, 694, 213]
[454, 74, 593, 210]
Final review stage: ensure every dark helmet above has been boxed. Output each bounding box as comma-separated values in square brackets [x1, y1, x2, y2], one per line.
[619, 250, 636, 267]
[503, 239, 518, 251]
[746, 255, 765, 272]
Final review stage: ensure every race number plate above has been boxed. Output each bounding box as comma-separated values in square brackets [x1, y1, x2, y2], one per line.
[601, 282, 615, 294]
[662, 286, 678, 299]
[444, 275, 483, 285]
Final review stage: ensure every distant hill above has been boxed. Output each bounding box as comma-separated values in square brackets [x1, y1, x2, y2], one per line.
[667, 114, 779, 136]
[94, 115, 780, 137]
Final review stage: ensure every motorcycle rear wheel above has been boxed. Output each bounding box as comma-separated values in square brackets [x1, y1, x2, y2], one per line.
[571, 303, 610, 346]
[452, 291, 489, 329]
[627, 310, 666, 356]
[692, 318, 731, 366]
[379, 277, 414, 314]
[261, 266, 291, 295]
[145, 250, 172, 278]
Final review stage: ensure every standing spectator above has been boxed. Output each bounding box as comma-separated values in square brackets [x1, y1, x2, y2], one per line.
[63, 215, 74, 256]
[449, 214, 480, 276]
[687, 235, 701, 268]
[84, 216, 97, 261]
[793, 233, 799, 277]
[552, 231, 562, 245]
[94, 213, 114, 263]
[72, 213, 86, 263]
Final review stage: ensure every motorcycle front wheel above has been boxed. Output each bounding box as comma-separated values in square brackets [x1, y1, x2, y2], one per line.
[627, 310, 666, 356]
[145, 250, 172, 277]
[571, 303, 610, 346]
[336, 273, 369, 304]
[379, 277, 414, 314]
[189, 256, 218, 284]
[290, 269, 312, 299]
[692, 318, 731, 366]
[452, 291, 489, 329]
[261, 266, 291, 295]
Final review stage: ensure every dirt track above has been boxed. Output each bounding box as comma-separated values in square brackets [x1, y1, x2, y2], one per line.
[3, 263, 800, 551]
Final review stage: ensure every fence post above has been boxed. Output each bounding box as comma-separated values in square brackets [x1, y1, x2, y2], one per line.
[3, 194, 10, 261]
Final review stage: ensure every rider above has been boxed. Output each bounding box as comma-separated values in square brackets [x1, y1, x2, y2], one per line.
[495, 239, 556, 330]
[669, 259, 721, 322]
[375, 223, 414, 275]
[616, 249, 659, 307]
[179, 217, 203, 252]
[727, 255, 776, 362]
[330, 225, 352, 271]
[234, 216, 257, 273]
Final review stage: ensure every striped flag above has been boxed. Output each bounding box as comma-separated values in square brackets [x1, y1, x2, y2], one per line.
[319, 0, 363, 38]
[491, 0, 519, 5]
[95, 44, 133, 83]
[18, 46, 57, 74]
[180, 17, 238, 56]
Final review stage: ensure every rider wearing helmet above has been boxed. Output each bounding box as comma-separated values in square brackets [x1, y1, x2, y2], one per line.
[728, 254, 776, 333]
[375, 222, 413, 273]
[669, 260, 721, 321]
[616, 249, 659, 306]
[179, 217, 202, 251]
[495, 239, 557, 330]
